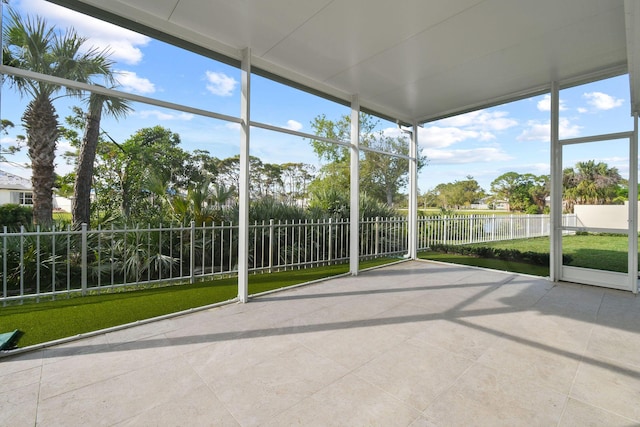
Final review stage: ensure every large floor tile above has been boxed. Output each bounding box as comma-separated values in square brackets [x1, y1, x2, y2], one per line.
[0, 381, 39, 427]
[570, 356, 640, 422]
[411, 318, 500, 360]
[264, 374, 421, 427]
[114, 384, 240, 427]
[534, 283, 604, 321]
[509, 311, 594, 354]
[38, 334, 181, 401]
[183, 332, 301, 387]
[423, 363, 566, 426]
[587, 325, 640, 368]
[36, 356, 205, 426]
[0, 350, 43, 376]
[209, 346, 349, 426]
[353, 338, 473, 411]
[558, 398, 638, 427]
[301, 322, 408, 370]
[476, 338, 580, 394]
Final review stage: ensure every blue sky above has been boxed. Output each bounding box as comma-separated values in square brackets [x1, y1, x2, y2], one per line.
[1, 0, 635, 195]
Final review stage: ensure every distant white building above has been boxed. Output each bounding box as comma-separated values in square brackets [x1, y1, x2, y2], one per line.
[0, 170, 33, 206]
[0, 170, 72, 212]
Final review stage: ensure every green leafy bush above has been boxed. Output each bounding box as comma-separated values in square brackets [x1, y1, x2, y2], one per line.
[0, 204, 33, 229]
[429, 243, 572, 266]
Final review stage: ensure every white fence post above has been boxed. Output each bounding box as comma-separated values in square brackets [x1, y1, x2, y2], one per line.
[509, 214, 514, 240]
[328, 218, 333, 264]
[36, 225, 41, 299]
[81, 223, 88, 296]
[19, 225, 24, 299]
[269, 219, 275, 273]
[2, 226, 6, 305]
[442, 216, 449, 245]
[375, 217, 380, 255]
[190, 221, 196, 284]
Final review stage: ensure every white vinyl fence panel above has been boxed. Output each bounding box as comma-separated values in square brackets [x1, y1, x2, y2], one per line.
[1, 214, 575, 302]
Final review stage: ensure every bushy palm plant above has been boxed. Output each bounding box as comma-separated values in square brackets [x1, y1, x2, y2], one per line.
[3, 8, 116, 225]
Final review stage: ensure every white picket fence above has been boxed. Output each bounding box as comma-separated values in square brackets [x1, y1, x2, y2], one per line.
[0, 214, 575, 302]
[417, 214, 577, 247]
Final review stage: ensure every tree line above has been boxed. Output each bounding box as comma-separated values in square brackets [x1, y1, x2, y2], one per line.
[421, 161, 625, 214]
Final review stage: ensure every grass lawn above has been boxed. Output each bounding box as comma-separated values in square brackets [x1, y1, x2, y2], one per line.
[418, 251, 549, 277]
[420, 233, 634, 274]
[0, 257, 398, 349]
[465, 234, 632, 273]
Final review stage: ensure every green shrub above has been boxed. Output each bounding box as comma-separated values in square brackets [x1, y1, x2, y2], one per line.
[429, 243, 572, 266]
[525, 205, 540, 215]
[0, 204, 33, 229]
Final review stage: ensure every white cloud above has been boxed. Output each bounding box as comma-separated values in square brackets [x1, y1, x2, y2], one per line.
[136, 110, 194, 121]
[419, 109, 516, 149]
[115, 71, 155, 94]
[583, 92, 624, 110]
[284, 120, 303, 131]
[435, 109, 518, 132]
[536, 94, 567, 112]
[17, 0, 150, 65]
[517, 118, 581, 142]
[577, 107, 588, 114]
[205, 71, 238, 96]
[423, 147, 513, 164]
[419, 126, 493, 148]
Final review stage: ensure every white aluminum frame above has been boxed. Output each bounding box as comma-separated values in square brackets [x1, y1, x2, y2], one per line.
[408, 122, 419, 260]
[349, 96, 360, 276]
[554, 130, 638, 293]
[238, 48, 251, 303]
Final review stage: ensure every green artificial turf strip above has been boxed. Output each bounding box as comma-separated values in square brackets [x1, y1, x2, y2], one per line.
[1, 257, 398, 348]
[1, 280, 238, 347]
[418, 251, 549, 277]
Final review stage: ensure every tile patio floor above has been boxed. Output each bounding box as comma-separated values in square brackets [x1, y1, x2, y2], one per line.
[1, 260, 640, 426]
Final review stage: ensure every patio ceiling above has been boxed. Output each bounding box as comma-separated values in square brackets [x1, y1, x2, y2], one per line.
[54, 0, 638, 123]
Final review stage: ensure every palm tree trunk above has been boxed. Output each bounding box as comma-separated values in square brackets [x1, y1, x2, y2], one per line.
[72, 99, 103, 228]
[23, 94, 58, 226]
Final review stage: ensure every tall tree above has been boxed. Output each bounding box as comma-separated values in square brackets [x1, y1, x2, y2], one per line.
[563, 160, 622, 211]
[280, 162, 314, 205]
[72, 92, 131, 228]
[361, 134, 426, 206]
[309, 113, 425, 207]
[3, 9, 113, 225]
[490, 172, 549, 212]
[93, 126, 188, 220]
[433, 176, 485, 209]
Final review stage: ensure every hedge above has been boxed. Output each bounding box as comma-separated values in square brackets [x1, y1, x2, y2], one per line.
[429, 243, 572, 266]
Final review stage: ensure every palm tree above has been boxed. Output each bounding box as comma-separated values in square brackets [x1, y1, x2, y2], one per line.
[3, 9, 113, 225]
[563, 160, 622, 211]
[72, 92, 131, 229]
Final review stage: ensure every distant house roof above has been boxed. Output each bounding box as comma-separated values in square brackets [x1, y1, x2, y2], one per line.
[0, 170, 32, 191]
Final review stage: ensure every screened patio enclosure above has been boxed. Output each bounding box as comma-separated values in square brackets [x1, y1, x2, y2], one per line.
[2, 0, 639, 294]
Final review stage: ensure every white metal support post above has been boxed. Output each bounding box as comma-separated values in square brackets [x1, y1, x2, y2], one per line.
[550, 81, 562, 282]
[349, 96, 360, 276]
[408, 122, 419, 259]
[238, 48, 251, 303]
[631, 112, 639, 294]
